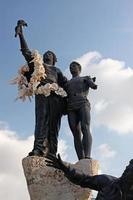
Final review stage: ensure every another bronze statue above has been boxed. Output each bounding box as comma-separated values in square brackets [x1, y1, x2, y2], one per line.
[46, 154, 133, 200]
[65, 61, 97, 160]
[15, 20, 67, 157]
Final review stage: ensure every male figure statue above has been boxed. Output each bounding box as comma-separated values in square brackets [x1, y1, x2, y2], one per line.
[15, 20, 67, 157]
[65, 61, 97, 159]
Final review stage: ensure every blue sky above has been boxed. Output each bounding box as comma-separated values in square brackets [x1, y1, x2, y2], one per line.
[1, 1, 133, 199]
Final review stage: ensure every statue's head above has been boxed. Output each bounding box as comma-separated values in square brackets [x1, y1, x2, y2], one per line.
[43, 51, 57, 65]
[120, 159, 133, 187]
[69, 61, 81, 77]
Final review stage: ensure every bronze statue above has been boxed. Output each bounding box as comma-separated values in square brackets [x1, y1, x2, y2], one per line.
[46, 154, 133, 200]
[15, 20, 67, 157]
[65, 61, 97, 160]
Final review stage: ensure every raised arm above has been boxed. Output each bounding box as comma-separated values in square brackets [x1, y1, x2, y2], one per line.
[15, 20, 34, 81]
[15, 20, 32, 63]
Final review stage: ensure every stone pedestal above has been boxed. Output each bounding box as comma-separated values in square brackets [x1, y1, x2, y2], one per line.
[22, 156, 99, 200]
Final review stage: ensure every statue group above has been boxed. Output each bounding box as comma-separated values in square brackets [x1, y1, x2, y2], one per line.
[15, 20, 97, 160]
[14, 20, 133, 200]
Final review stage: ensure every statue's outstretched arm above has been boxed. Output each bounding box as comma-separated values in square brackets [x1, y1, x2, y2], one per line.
[87, 76, 97, 90]
[15, 20, 32, 63]
[45, 154, 102, 191]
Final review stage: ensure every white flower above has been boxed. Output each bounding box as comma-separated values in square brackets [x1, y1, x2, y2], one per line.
[18, 65, 29, 75]
[44, 83, 51, 90]
[32, 82, 40, 91]
[55, 87, 67, 97]
[35, 85, 51, 96]
[50, 83, 58, 91]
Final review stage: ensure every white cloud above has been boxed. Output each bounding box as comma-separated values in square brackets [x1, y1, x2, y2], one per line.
[58, 139, 69, 160]
[0, 127, 69, 200]
[96, 144, 116, 158]
[0, 129, 32, 200]
[69, 51, 133, 134]
[94, 143, 117, 173]
[94, 100, 109, 113]
[76, 51, 101, 67]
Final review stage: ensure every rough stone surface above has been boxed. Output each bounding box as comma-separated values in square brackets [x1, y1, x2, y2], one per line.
[22, 156, 99, 200]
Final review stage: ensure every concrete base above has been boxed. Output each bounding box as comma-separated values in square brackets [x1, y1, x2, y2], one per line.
[22, 156, 99, 200]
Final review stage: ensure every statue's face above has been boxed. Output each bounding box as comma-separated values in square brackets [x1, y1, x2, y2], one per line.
[43, 51, 54, 64]
[70, 62, 81, 76]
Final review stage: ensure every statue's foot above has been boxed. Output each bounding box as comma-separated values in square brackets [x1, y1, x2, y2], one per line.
[28, 150, 44, 157]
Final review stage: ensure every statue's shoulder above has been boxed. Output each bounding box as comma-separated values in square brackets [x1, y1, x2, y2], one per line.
[80, 76, 91, 82]
[54, 66, 60, 71]
[84, 75, 91, 79]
